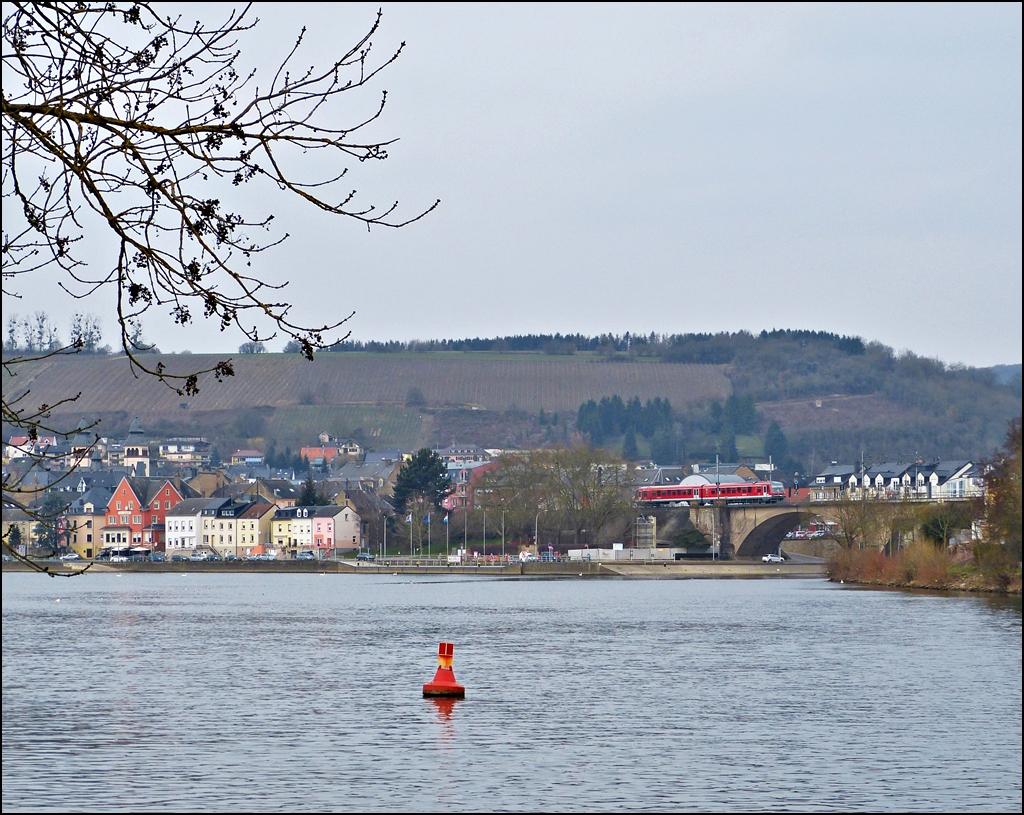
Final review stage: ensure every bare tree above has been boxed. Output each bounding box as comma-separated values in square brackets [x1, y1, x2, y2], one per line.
[830, 494, 885, 550]
[479, 447, 633, 548]
[2, 2, 436, 567]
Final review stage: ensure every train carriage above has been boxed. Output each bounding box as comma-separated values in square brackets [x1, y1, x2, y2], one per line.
[635, 476, 784, 506]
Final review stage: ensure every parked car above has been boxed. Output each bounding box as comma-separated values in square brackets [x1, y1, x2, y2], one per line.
[59, 552, 82, 561]
[171, 554, 188, 562]
[150, 552, 166, 562]
[296, 551, 316, 561]
[356, 552, 376, 562]
[762, 553, 785, 564]
[224, 554, 239, 561]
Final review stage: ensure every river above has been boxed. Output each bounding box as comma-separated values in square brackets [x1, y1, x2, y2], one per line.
[2, 573, 1020, 812]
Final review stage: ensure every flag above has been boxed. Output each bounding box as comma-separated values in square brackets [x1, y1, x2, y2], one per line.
[405, 513, 412, 523]
[443, 514, 449, 524]
[424, 514, 430, 524]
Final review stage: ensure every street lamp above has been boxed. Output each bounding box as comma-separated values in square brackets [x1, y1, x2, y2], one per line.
[534, 509, 547, 555]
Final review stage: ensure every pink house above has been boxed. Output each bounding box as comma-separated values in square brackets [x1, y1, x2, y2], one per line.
[312, 504, 362, 553]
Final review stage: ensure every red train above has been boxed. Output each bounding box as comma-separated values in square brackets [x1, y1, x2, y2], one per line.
[635, 479, 785, 506]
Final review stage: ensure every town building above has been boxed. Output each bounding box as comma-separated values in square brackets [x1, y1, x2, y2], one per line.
[434, 444, 490, 465]
[101, 475, 192, 551]
[165, 498, 212, 553]
[230, 449, 265, 467]
[65, 487, 114, 559]
[271, 503, 361, 559]
[442, 460, 501, 510]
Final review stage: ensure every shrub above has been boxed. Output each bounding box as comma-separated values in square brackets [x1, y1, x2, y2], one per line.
[972, 541, 1016, 591]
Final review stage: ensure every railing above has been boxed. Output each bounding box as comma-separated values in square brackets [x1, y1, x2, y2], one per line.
[365, 556, 519, 567]
[808, 486, 984, 503]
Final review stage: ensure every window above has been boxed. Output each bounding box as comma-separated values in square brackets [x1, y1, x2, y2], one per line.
[133, 515, 141, 525]
[165, 501, 171, 510]
[116, 501, 122, 511]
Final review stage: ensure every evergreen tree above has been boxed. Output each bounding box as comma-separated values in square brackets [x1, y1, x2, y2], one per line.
[622, 427, 639, 460]
[650, 427, 679, 465]
[392, 449, 451, 513]
[299, 471, 328, 506]
[764, 421, 789, 460]
[717, 432, 738, 462]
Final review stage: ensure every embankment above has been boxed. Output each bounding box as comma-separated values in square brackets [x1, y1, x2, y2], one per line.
[3, 559, 824, 579]
[826, 544, 1021, 594]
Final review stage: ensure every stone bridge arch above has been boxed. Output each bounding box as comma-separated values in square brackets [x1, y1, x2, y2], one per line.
[690, 505, 818, 559]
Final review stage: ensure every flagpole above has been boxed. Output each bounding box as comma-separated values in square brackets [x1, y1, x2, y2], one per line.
[427, 514, 431, 561]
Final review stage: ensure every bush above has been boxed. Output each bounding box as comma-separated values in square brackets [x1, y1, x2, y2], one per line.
[972, 541, 1016, 591]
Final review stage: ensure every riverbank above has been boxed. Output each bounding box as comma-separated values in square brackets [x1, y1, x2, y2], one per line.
[2, 559, 824, 579]
[826, 544, 1022, 594]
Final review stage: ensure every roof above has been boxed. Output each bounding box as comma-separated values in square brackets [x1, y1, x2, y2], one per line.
[165, 497, 214, 517]
[364, 449, 408, 464]
[865, 462, 913, 479]
[239, 500, 276, 518]
[126, 416, 146, 438]
[334, 461, 401, 481]
[815, 464, 859, 478]
[680, 473, 752, 485]
[67, 487, 114, 513]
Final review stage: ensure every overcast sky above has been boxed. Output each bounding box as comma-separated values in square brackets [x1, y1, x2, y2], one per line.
[8, 2, 1022, 366]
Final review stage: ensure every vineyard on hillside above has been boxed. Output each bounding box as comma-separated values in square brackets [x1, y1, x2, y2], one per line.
[4, 352, 731, 420]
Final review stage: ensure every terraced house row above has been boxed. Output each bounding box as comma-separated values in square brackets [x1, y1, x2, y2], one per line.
[165, 498, 362, 560]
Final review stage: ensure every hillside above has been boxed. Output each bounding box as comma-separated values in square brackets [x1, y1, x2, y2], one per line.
[3, 332, 1019, 469]
[2, 351, 730, 453]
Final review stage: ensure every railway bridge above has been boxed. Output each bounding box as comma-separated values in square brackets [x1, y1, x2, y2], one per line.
[648, 498, 976, 559]
[687, 504, 825, 559]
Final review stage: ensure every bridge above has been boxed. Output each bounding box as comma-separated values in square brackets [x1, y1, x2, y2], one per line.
[688, 504, 818, 559]
[636, 503, 822, 558]
[640, 495, 980, 558]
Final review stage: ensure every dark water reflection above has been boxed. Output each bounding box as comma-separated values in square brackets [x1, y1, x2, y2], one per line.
[2, 574, 1020, 812]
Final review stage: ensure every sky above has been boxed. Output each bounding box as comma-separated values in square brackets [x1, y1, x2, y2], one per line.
[5, 2, 1022, 366]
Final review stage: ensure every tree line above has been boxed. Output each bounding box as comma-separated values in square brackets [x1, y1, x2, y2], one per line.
[3, 312, 104, 353]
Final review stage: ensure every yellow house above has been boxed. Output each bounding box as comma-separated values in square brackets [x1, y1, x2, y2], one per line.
[64, 487, 112, 559]
[237, 501, 276, 557]
[2, 507, 36, 553]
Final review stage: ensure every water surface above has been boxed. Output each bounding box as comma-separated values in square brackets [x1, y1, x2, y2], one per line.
[2, 573, 1020, 812]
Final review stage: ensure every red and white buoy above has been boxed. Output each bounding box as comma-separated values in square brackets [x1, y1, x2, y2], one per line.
[423, 641, 465, 698]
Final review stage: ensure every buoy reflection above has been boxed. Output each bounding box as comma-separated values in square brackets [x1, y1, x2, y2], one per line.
[429, 695, 460, 721]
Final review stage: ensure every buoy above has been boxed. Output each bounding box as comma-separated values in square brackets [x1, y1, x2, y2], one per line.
[423, 642, 465, 698]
